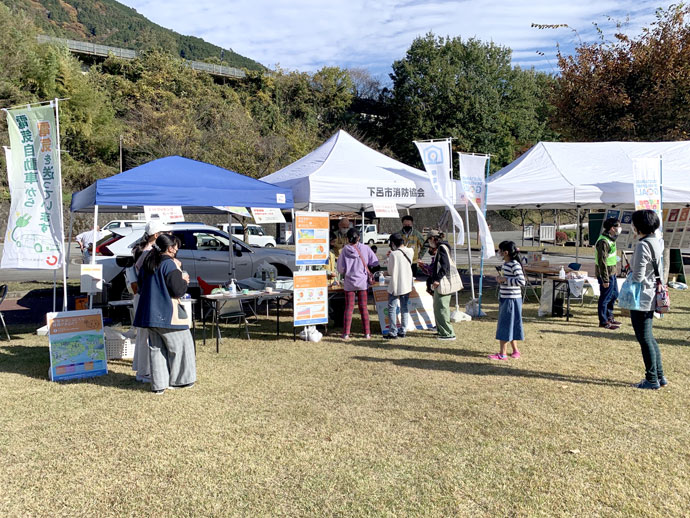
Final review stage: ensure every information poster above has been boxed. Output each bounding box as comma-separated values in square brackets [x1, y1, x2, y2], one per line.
[251, 207, 286, 224]
[295, 211, 329, 266]
[214, 206, 251, 218]
[144, 206, 184, 223]
[620, 210, 634, 249]
[47, 310, 107, 381]
[667, 209, 681, 248]
[680, 208, 690, 249]
[293, 271, 328, 326]
[371, 282, 435, 336]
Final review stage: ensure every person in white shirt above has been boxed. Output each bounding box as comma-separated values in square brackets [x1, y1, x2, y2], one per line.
[75, 226, 104, 263]
[385, 233, 414, 339]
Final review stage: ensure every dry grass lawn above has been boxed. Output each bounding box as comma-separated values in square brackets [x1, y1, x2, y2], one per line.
[1, 290, 689, 517]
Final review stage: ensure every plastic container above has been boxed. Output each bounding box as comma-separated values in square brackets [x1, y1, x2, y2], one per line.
[228, 280, 237, 295]
[559, 266, 566, 279]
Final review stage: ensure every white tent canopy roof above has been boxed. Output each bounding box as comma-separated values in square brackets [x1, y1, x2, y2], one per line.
[486, 141, 690, 209]
[263, 130, 463, 211]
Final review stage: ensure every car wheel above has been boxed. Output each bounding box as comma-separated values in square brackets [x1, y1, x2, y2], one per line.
[368, 239, 375, 245]
[271, 263, 293, 278]
[265, 243, 275, 248]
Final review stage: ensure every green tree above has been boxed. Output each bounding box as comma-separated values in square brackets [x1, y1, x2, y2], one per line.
[553, 5, 690, 141]
[384, 33, 555, 168]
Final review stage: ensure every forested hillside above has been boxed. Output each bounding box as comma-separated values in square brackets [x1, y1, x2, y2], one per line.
[2, 0, 265, 70]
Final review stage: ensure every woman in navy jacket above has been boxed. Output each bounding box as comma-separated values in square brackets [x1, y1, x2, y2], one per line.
[133, 233, 196, 394]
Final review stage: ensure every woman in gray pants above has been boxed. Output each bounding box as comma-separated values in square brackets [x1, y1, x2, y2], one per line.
[629, 209, 666, 390]
[133, 233, 196, 394]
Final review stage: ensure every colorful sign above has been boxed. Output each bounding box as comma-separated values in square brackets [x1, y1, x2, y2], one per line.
[371, 282, 435, 336]
[251, 207, 286, 224]
[620, 210, 635, 249]
[2, 104, 64, 269]
[295, 211, 329, 265]
[47, 310, 107, 381]
[293, 271, 328, 326]
[144, 206, 184, 223]
[632, 157, 661, 216]
[372, 201, 400, 218]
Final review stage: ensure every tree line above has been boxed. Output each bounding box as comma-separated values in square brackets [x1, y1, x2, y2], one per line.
[1, 3, 689, 200]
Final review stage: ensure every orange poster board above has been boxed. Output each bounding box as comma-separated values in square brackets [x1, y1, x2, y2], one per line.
[293, 271, 328, 326]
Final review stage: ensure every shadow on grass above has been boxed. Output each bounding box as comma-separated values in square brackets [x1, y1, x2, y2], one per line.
[0, 344, 148, 390]
[538, 328, 690, 347]
[353, 355, 631, 387]
[351, 340, 488, 359]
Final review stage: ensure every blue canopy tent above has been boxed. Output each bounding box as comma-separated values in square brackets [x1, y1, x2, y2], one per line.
[68, 157, 294, 300]
[71, 156, 293, 213]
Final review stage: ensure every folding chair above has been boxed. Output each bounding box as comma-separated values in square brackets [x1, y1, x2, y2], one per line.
[0, 284, 11, 341]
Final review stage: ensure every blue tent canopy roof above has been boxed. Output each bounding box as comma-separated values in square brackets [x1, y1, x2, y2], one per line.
[70, 156, 293, 213]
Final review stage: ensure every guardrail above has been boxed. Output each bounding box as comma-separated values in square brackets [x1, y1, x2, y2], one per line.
[37, 35, 247, 79]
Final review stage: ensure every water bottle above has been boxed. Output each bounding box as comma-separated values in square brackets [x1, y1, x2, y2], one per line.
[228, 280, 237, 295]
[559, 266, 566, 279]
[378, 272, 385, 286]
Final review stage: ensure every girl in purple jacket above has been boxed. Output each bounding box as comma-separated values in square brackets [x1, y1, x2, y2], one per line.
[337, 228, 379, 339]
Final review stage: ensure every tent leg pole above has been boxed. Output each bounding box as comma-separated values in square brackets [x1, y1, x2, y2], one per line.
[464, 202, 475, 300]
[89, 205, 98, 310]
[52, 269, 57, 313]
[228, 212, 235, 281]
[64, 212, 74, 311]
[575, 205, 580, 263]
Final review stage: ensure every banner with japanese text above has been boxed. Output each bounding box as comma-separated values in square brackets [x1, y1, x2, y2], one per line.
[2, 105, 63, 269]
[414, 140, 464, 245]
[632, 158, 662, 218]
[458, 152, 495, 259]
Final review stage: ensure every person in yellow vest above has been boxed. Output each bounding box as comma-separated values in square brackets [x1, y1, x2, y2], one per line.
[333, 217, 352, 258]
[595, 218, 622, 329]
[400, 215, 427, 277]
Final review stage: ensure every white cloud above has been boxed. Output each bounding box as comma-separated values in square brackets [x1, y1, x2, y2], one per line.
[119, 0, 676, 75]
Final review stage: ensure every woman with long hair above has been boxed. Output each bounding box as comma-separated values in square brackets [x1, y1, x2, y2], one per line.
[133, 233, 196, 394]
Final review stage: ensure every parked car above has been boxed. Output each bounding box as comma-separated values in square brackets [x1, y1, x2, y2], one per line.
[218, 223, 276, 247]
[94, 223, 294, 300]
[355, 223, 390, 245]
[102, 219, 147, 233]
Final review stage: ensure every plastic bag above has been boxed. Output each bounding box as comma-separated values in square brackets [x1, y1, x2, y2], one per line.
[465, 299, 486, 318]
[618, 275, 642, 311]
[299, 326, 322, 343]
[450, 309, 472, 322]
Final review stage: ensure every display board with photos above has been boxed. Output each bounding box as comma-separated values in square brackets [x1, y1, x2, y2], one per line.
[606, 207, 689, 250]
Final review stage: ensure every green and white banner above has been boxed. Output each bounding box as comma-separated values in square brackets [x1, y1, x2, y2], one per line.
[2, 104, 64, 269]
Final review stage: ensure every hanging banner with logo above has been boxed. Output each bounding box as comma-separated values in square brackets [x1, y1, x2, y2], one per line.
[632, 158, 662, 217]
[251, 207, 286, 224]
[458, 153, 488, 210]
[2, 105, 64, 269]
[458, 152, 495, 259]
[414, 139, 464, 245]
[47, 309, 107, 382]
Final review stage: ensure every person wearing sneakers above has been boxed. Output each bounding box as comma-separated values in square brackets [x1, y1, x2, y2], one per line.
[384, 233, 414, 339]
[629, 210, 667, 390]
[595, 218, 622, 329]
[489, 241, 525, 360]
[337, 228, 379, 340]
[425, 231, 456, 341]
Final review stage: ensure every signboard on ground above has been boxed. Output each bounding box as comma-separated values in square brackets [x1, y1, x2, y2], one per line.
[47, 310, 107, 381]
[293, 271, 328, 326]
[295, 211, 329, 266]
[371, 282, 435, 336]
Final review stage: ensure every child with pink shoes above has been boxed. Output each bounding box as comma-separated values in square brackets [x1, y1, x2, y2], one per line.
[489, 241, 525, 360]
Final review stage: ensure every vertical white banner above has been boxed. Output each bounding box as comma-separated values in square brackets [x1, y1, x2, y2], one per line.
[458, 153, 495, 259]
[632, 157, 662, 218]
[414, 139, 464, 245]
[2, 105, 64, 269]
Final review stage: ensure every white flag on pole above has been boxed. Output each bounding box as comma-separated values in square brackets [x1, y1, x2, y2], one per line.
[414, 139, 464, 245]
[458, 153, 495, 259]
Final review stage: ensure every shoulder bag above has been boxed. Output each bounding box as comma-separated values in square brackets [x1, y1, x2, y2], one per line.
[437, 244, 463, 295]
[645, 239, 670, 314]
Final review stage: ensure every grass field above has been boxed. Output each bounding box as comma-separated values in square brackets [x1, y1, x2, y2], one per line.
[1, 290, 689, 517]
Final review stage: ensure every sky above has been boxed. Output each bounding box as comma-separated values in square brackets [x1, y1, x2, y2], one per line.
[119, 1, 675, 79]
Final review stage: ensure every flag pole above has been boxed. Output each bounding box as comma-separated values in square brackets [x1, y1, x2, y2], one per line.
[448, 139, 460, 311]
[54, 98, 69, 312]
[477, 155, 491, 318]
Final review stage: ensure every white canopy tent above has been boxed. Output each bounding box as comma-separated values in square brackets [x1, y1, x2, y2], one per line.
[487, 141, 690, 209]
[263, 130, 467, 211]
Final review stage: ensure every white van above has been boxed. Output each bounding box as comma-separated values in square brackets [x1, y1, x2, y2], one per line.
[102, 219, 147, 233]
[219, 223, 276, 247]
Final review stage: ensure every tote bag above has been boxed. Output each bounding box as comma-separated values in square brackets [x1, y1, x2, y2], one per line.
[437, 245, 463, 295]
[618, 274, 641, 311]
